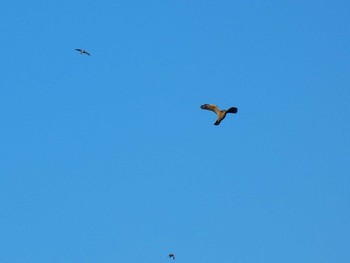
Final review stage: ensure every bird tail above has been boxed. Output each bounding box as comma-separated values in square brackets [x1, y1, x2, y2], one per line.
[227, 107, 238, 114]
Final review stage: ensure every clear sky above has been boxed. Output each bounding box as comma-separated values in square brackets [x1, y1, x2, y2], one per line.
[1, 1, 349, 262]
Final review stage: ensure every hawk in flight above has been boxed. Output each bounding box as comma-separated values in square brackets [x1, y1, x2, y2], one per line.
[168, 253, 175, 260]
[200, 104, 238, 125]
[75, 49, 91, 56]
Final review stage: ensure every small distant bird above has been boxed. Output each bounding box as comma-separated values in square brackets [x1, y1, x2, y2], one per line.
[75, 49, 90, 56]
[200, 104, 238, 125]
[168, 253, 175, 260]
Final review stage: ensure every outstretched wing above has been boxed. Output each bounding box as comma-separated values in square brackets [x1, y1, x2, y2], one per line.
[226, 107, 238, 114]
[200, 104, 221, 115]
[75, 49, 82, 52]
[84, 51, 91, 56]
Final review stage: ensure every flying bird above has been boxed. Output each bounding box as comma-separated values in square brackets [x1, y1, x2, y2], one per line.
[168, 253, 175, 260]
[75, 49, 90, 56]
[200, 104, 238, 125]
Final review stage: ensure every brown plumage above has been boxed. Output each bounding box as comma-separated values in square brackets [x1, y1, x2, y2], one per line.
[168, 253, 175, 259]
[75, 49, 91, 56]
[200, 104, 238, 125]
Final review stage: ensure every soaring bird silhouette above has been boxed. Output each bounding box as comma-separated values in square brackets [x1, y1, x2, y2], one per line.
[75, 49, 90, 56]
[168, 253, 175, 260]
[200, 104, 238, 125]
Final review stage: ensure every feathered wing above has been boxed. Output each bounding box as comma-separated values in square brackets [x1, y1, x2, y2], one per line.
[200, 104, 221, 115]
[226, 107, 238, 114]
[75, 49, 82, 52]
[84, 51, 91, 56]
[214, 119, 221, 125]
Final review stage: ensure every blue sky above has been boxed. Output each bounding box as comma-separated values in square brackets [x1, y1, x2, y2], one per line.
[1, 0, 349, 262]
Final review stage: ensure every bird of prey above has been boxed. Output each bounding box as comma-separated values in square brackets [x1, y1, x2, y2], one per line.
[200, 104, 238, 125]
[168, 253, 175, 260]
[75, 49, 90, 56]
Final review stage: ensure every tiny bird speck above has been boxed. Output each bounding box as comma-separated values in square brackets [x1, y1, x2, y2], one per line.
[75, 48, 91, 56]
